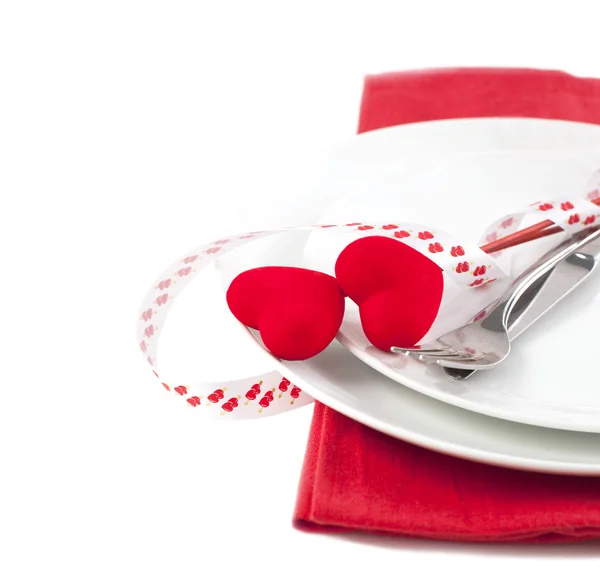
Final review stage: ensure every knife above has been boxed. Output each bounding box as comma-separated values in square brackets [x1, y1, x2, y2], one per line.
[444, 236, 600, 380]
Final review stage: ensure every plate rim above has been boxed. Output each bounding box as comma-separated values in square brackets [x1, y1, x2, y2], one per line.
[269, 341, 600, 477]
[233, 304, 600, 477]
[332, 115, 600, 148]
[337, 327, 600, 434]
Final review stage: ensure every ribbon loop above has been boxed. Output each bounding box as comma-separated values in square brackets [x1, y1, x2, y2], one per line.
[138, 171, 600, 419]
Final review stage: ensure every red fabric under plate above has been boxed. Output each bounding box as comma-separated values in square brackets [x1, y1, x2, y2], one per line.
[357, 67, 600, 133]
[293, 68, 600, 543]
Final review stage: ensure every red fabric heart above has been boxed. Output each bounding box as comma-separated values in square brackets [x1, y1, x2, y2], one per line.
[335, 236, 444, 349]
[226, 267, 345, 360]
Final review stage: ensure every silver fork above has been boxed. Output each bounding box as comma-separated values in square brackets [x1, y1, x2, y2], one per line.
[444, 237, 600, 380]
[390, 225, 600, 371]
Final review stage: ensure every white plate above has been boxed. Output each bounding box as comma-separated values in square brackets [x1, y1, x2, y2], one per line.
[302, 117, 600, 433]
[274, 340, 600, 476]
[228, 230, 600, 476]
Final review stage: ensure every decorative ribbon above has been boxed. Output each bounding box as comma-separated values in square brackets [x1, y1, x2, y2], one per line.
[137, 171, 600, 419]
[479, 170, 600, 257]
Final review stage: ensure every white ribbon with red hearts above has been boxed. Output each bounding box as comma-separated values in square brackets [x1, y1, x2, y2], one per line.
[479, 170, 600, 259]
[137, 171, 600, 419]
[137, 223, 502, 418]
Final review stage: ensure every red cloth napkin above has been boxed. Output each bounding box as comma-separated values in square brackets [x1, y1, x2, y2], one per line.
[294, 68, 600, 543]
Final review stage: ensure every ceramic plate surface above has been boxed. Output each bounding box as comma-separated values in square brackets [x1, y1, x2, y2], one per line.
[302, 117, 600, 433]
[273, 340, 600, 476]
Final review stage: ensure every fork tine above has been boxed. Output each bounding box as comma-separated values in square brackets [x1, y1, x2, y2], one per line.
[436, 356, 482, 367]
[417, 350, 466, 357]
[424, 353, 468, 359]
[390, 345, 448, 354]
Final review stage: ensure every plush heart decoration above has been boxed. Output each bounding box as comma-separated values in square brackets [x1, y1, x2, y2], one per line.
[226, 266, 345, 360]
[335, 236, 444, 350]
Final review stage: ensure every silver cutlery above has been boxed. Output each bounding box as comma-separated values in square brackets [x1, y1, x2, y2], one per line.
[391, 226, 600, 371]
[444, 235, 600, 379]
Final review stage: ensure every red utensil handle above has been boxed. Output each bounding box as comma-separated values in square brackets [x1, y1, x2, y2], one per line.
[482, 220, 562, 254]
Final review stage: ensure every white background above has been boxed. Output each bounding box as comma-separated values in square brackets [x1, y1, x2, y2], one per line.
[1, 1, 600, 586]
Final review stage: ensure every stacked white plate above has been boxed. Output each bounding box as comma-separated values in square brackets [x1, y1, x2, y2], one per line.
[224, 118, 600, 475]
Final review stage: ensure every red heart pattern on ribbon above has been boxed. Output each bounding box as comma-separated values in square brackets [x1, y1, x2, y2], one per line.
[137, 170, 600, 419]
